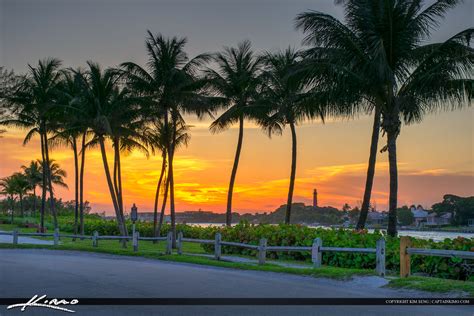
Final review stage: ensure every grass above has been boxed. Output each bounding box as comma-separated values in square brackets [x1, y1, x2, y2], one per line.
[0, 223, 40, 234]
[387, 276, 474, 296]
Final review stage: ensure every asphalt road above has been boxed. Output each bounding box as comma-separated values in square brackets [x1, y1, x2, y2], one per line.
[0, 249, 471, 316]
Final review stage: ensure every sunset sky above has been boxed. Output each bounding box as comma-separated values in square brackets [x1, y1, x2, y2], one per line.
[1, 0, 473, 215]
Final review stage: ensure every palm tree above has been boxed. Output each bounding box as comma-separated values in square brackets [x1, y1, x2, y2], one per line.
[122, 31, 215, 244]
[154, 121, 190, 239]
[53, 69, 87, 235]
[0, 58, 63, 231]
[296, 0, 473, 236]
[79, 61, 145, 238]
[11, 172, 30, 217]
[205, 40, 264, 226]
[21, 160, 42, 217]
[259, 48, 321, 224]
[0, 175, 18, 223]
[0, 173, 30, 220]
[38, 159, 68, 192]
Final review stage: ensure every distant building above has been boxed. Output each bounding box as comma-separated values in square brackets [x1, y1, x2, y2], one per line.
[313, 189, 318, 208]
[367, 211, 386, 225]
[411, 205, 428, 227]
[426, 212, 452, 226]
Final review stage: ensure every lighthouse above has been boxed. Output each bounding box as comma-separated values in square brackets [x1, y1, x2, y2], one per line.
[313, 189, 318, 208]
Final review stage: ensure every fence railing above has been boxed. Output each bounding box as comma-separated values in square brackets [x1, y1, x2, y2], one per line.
[175, 232, 386, 276]
[0, 229, 386, 276]
[399, 236, 474, 278]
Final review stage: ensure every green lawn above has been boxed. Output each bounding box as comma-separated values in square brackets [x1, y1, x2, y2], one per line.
[387, 276, 474, 296]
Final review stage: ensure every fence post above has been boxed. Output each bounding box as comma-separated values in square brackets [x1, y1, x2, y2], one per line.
[53, 228, 59, 246]
[177, 232, 183, 255]
[400, 236, 411, 278]
[214, 232, 222, 260]
[133, 231, 139, 252]
[376, 238, 386, 276]
[258, 238, 267, 265]
[92, 231, 98, 247]
[166, 231, 173, 255]
[12, 229, 18, 245]
[312, 238, 322, 268]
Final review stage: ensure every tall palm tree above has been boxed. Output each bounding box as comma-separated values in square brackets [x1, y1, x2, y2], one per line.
[122, 31, 216, 244]
[0, 58, 63, 231]
[205, 40, 264, 226]
[79, 61, 145, 238]
[21, 160, 42, 217]
[154, 121, 191, 239]
[53, 69, 88, 235]
[296, 0, 473, 236]
[259, 48, 322, 224]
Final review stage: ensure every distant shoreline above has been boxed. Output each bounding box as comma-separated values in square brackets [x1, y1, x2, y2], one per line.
[164, 221, 474, 234]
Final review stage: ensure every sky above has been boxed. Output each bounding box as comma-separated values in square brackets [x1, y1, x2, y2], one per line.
[0, 0, 473, 215]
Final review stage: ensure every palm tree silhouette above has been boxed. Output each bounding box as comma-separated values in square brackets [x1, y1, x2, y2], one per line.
[122, 31, 215, 244]
[21, 160, 42, 217]
[78, 62, 141, 238]
[205, 40, 264, 226]
[52, 69, 85, 235]
[1, 58, 63, 230]
[259, 48, 323, 224]
[296, 0, 473, 236]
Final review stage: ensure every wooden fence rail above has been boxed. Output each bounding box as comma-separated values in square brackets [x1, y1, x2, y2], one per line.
[399, 236, 474, 278]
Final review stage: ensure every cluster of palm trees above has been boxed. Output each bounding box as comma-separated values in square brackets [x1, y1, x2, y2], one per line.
[0, 160, 67, 227]
[0, 0, 472, 238]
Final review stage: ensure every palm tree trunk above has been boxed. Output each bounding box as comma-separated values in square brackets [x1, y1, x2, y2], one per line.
[116, 141, 124, 219]
[153, 153, 167, 238]
[168, 133, 177, 247]
[356, 108, 381, 229]
[226, 115, 244, 226]
[157, 175, 170, 239]
[32, 186, 37, 219]
[72, 138, 79, 237]
[39, 131, 47, 232]
[19, 193, 24, 217]
[98, 137, 127, 237]
[113, 141, 121, 210]
[10, 195, 14, 224]
[43, 132, 58, 229]
[285, 121, 297, 225]
[79, 132, 86, 235]
[387, 129, 398, 237]
[114, 138, 126, 248]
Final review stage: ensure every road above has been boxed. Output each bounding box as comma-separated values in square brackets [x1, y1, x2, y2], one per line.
[0, 249, 471, 316]
[0, 232, 53, 245]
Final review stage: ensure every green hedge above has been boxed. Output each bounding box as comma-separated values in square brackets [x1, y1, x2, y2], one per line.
[1, 216, 472, 280]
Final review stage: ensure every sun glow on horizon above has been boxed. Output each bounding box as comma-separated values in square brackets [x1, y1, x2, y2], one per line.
[1, 105, 473, 217]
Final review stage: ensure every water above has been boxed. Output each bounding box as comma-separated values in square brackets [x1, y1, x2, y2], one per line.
[185, 223, 473, 241]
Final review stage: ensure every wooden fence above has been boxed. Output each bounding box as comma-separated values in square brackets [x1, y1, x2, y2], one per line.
[3, 230, 473, 278]
[0, 229, 386, 275]
[399, 236, 474, 278]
